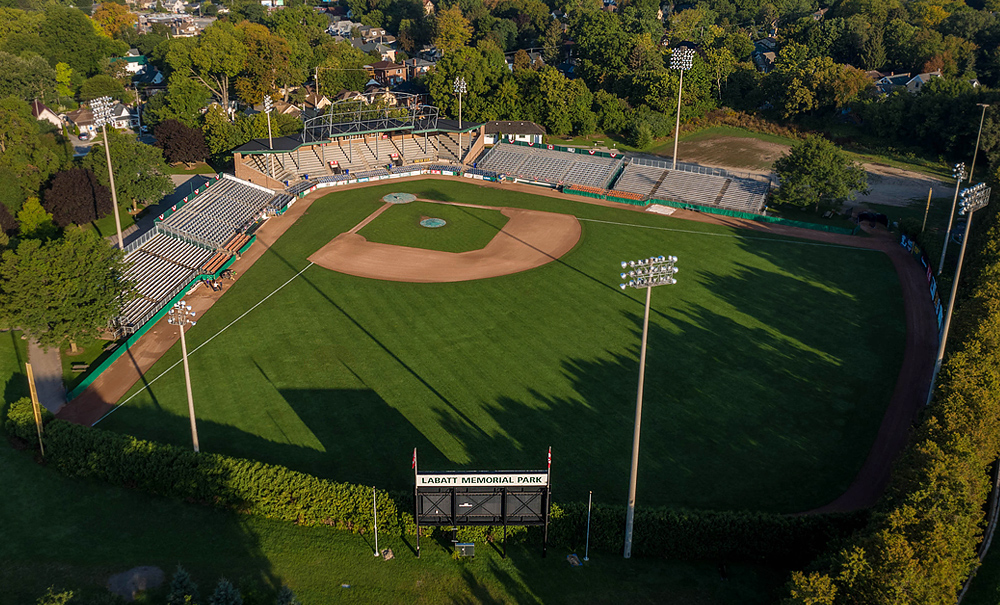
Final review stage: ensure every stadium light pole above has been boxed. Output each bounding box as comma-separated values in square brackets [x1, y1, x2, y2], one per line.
[969, 103, 990, 183]
[937, 162, 967, 275]
[168, 301, 200, 452]
[263, 95, 275, 181]
[618, 255, 679, 559]
[926, 183, 991, 406]
[669, 47, 695, 171]
[453, 76, 467, 164]
[91, 96, 125, 249]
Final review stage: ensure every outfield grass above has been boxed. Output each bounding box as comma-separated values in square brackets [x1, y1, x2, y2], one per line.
[358, 201, 510, 253]
[101, 180, 906, 514]
[0, 334, 784, 604]
[89, 210, 136, 239]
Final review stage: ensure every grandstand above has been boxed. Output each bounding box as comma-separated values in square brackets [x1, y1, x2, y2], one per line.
[113, 174, 284, 336]
[234, 92, 484, 189]
[476, 142, 624, 189]
[611, 157, 770, 213]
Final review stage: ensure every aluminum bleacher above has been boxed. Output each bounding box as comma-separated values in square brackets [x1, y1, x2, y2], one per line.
[477, 143, 620, 188]
[610, 158, 769, 213]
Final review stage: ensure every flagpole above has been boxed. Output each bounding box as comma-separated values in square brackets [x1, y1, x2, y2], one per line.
[373, 486, 380, 557]
[414, 447, 420, 558]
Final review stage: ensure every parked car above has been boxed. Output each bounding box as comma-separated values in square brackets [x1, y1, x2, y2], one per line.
[78, 133, 89, 141]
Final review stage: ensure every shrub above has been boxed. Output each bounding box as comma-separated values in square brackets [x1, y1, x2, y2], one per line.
[3, 397, 51, 442]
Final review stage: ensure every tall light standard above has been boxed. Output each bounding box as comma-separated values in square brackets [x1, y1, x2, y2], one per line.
[618, 255, 679, 558]
[969, 103, 990, 182]
[263, 95, 275, 181]
[168, 300, 200, 452]
[91, 96, 125, 249]
[669, 47, 695, 170]
[937, 162, 966, 275]
[926, 183, 991, 405]
[453, 76, 467, 164]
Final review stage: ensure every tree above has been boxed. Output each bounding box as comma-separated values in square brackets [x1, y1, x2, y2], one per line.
[209, 578, 243, 605]
[17, 197, 57, 240]
[275, 586, 300, 605]
[234, 22, 296, 105]
[144, 73, 212, 127]
[154, 119, 210, 165]
[783, 571, 837, 604]
[773, 135, 869, 210]
[0, 228, 131, 350]
[83, 129, 172, 212]
[42, 168, 112, 227]
[0, 52, 57, 103]
[55, 62, 75, 99]
[167, 565, 200, 605]
[542, 19, 563, 64]
[79, 74, 127, 102]
[0, 98, 68, 200]
[165, 21, 246, 117]
[35, 587, 75, 605]
[433, 5, 473, 54]
[93, 2, 137, 37]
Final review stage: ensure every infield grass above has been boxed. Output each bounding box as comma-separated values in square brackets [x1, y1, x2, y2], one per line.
[101, 180, 906, 514]
[358, 201, 510, 253]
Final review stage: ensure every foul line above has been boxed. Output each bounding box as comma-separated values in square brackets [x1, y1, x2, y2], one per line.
[92, 262, 315, 426]
[576, 217, 880, 251]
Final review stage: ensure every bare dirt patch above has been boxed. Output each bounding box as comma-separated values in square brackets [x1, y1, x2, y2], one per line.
[308, 205, 581, 283]
[676, 136, 790, 173]
[855, 163, 950, 207]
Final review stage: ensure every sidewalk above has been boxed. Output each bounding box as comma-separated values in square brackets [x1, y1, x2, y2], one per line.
[27, 340, 65, 414]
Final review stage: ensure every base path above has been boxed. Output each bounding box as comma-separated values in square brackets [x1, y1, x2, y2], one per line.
[309, 206, 581, 283]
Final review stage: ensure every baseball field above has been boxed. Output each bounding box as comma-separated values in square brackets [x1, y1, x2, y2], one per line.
[99, 179, 906, 513]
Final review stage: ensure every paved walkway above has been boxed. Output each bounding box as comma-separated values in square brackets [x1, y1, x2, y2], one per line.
[27, 340, 65, 414]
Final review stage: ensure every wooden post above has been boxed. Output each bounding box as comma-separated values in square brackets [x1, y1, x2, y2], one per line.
[921, 187, 932, 233]
[25, 363, 45, 456]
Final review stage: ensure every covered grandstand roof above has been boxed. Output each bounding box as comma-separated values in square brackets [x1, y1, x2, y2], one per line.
[485, 120, 546, 135]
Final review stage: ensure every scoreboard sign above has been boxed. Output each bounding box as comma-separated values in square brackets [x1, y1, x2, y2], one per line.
[413, 449, 552, 558]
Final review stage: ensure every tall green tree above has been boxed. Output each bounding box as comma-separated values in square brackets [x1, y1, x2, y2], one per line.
[0, 98, 68, 200]
[83, 129, 172, 212]
[433, 5, 473, 54]
[0, 228, 132, 350]
[167, 565, 200, 605]
[144, 73, 213, 127]
[79, 74, 127, 102]
[208, 578, 243, 605]
[165, 21, 246, 117]
[0, 52, 56, 102]
[773, 136, 869, 210]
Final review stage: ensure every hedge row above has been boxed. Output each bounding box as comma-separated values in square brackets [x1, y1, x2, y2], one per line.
[4, 399, 862, 562]
[786, 167, 1000, 604]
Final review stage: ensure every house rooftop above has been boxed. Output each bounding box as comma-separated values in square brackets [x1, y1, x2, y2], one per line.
[484, 120, 546, 135]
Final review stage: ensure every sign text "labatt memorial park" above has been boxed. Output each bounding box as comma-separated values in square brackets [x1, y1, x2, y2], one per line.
[416, 473, 548, 487]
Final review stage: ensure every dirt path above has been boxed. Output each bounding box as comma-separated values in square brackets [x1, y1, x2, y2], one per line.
[55, 176, 937, 514]
[309, 205, 581, 283]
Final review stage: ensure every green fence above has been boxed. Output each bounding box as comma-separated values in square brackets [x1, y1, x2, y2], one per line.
[66, 235, 256, 402]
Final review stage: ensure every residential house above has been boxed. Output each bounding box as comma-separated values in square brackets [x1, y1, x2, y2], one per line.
[165, 0, 186, 13]
[358, 25, 386, 40]
[418, 46, 443, 62]
[365, 61, 407, 86]
[303, 90, 332, 111]
[351, 38, 396, 61]
[422, 0, 434, 13]
[403, 57, 434, 80]
[327, 20, 358, 36]
[906, 71, 942, 94]
[30, 100, 61, 129]
[484, 121, 546, 145]
[811, 7, 828, 20]
[111, 54, 150, 75]
[110, 103, 138, 130]
[134, 66, 166, 87]
[261, 0, 285, 8]
[872, 72, 911, 94]
[751, 37, 778, 73]
[64, 107, 96, 136]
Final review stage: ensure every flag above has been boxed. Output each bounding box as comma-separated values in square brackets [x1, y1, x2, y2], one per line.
[412, 447, 417, 469]
[547, 446, 551, 471]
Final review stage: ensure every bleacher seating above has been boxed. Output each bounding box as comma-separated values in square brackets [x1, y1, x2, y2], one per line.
[353, 168, 390, 180]
[477, 143, 620, 188]
[610, 161, 768, 213]
[611, 164, 664, 198]
[464, 167, 499, 179]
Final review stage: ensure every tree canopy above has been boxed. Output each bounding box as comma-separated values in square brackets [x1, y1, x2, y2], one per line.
[0, 228, 132, 349]
[773, 136, 869, 210]
[42, 168, 112, 227]
[83, 129, 172, 212]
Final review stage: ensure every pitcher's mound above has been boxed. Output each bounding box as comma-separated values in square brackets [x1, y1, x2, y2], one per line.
[309, 207, 581, 283]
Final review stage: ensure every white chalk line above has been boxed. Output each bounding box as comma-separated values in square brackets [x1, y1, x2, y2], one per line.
[92, 262, 315, 426]
[576, 217, 879, 251]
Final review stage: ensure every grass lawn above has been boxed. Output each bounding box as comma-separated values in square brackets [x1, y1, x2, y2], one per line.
[358, 201, 510, 253]
[100, 180, 906, 514]
[0, 333, 785, 604]
[60, 335, 116, 392]
[89, 210, 136, 239]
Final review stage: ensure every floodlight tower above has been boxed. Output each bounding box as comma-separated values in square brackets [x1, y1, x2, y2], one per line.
[669, 47, 695, 170]
[168, 300, 200, 452]
[937, 162, 966, 275]
[91, 96, 125, 249]
[263, 95, 275, 180]
[926, 183, 991, 405]
[969, 103, 990, 182]
[453, 76, 467, 164]
[618, 255, 679, 558]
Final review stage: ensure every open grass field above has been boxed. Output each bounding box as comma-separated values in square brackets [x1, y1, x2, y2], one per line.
[100, 180, 905, 514]
[0, 331, 784, 605]
[357, 201, 510, 253]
